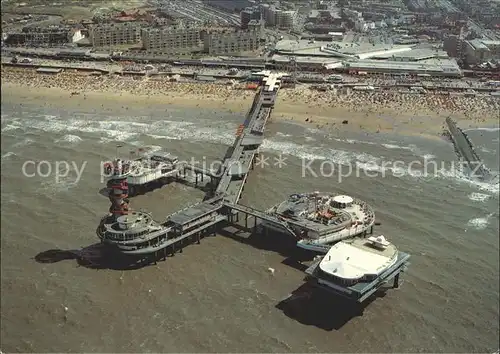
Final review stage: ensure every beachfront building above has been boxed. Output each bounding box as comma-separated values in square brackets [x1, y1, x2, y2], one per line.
[341, 59, 463, 77]
[203, 28, 259, 55]
[464, 39, 500, 65]
[269, 39, 463, 77]
[89, 22, 144, 48]
[3, 26, 76, 47]
[141, 25, 202, 54]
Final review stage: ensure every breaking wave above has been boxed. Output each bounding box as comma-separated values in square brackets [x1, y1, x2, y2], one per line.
[438, 165, 499, 195]
[467, 213, 495, 230]
[1, 123, 22, 133]
[12, 138, 34, 148]
[1, 151, 16, 161]
[55, 134, 82, 144]
[2, 112, 499, 194]
[381, 143, 413, 150]
[468, 193, 491, 202]
[463, 127, 500, 132]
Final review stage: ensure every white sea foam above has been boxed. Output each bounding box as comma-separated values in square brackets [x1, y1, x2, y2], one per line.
[331, 137, 433, 160]
[260, 140, 325, 161]
[6, 113, 499, 194]
[332, 137, 376, 145]
[380, 142, 436, 160]
[100, 137, 112, 144]
[1, 123, 22, 133]
[12, 138, 34, 148]
[381, 143, 412, 150]
[468, 193, 491, 202]
[147, 134, 169, 140]
[7, 115, 163, 142]
[467, 213, 494, 230]
[129, 142, 163, 153]
[479, 147, 495, 154]
[55, 134, 82, 144]
[39, 179, 78, 194]
[275, 132, 292, 138]
[438, 165, 500, 195]
[306, 127, 323, 134]
[1, 151, 16, 160]
[463, 127, 500, 132]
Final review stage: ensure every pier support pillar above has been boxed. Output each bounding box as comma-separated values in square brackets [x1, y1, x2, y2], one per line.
[370, 226, 374, 234]
[245, 214, 248, 229]
[393, 273, 400, 289]
[197, 232, 201, 244]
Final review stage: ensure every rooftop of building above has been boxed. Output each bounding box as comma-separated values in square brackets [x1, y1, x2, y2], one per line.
[270, 54, 460, 73]
[274, 39, 414, 58]
[142, 24, 201, 33]
[91, 21, 145, 28]
[274, 39, 328, 55]
[346, 58, 461, 72]
[271, 54, 341, 65]
[468, 38, 500, 50]
[308, 9, 341, 19]
[207, 28, 258, 37]
[371, 48, 449, 60]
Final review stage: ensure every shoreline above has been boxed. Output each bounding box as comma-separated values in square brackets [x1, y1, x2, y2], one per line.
[2, 68, 499, 139]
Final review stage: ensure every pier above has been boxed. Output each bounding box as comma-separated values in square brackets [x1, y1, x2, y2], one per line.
[97, 71, 410, 303]
[305, 251, 411, 303]
[445, 117, 494, 181]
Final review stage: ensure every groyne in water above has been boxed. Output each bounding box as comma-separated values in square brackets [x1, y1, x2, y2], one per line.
[445, 117, 494, 181]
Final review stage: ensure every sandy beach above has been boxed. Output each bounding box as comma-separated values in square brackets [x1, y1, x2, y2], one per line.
[2, 66, 499, 139]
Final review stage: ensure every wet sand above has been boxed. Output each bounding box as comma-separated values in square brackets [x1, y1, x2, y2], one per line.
[2, 67, 499, 140]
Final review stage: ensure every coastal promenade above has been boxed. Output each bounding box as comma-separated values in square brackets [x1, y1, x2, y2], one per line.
[3, 56, 500, 95]
[3, 62, 499, 138]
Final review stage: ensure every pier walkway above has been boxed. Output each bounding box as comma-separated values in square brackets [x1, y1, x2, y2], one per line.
[154, 72, 290, 246]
